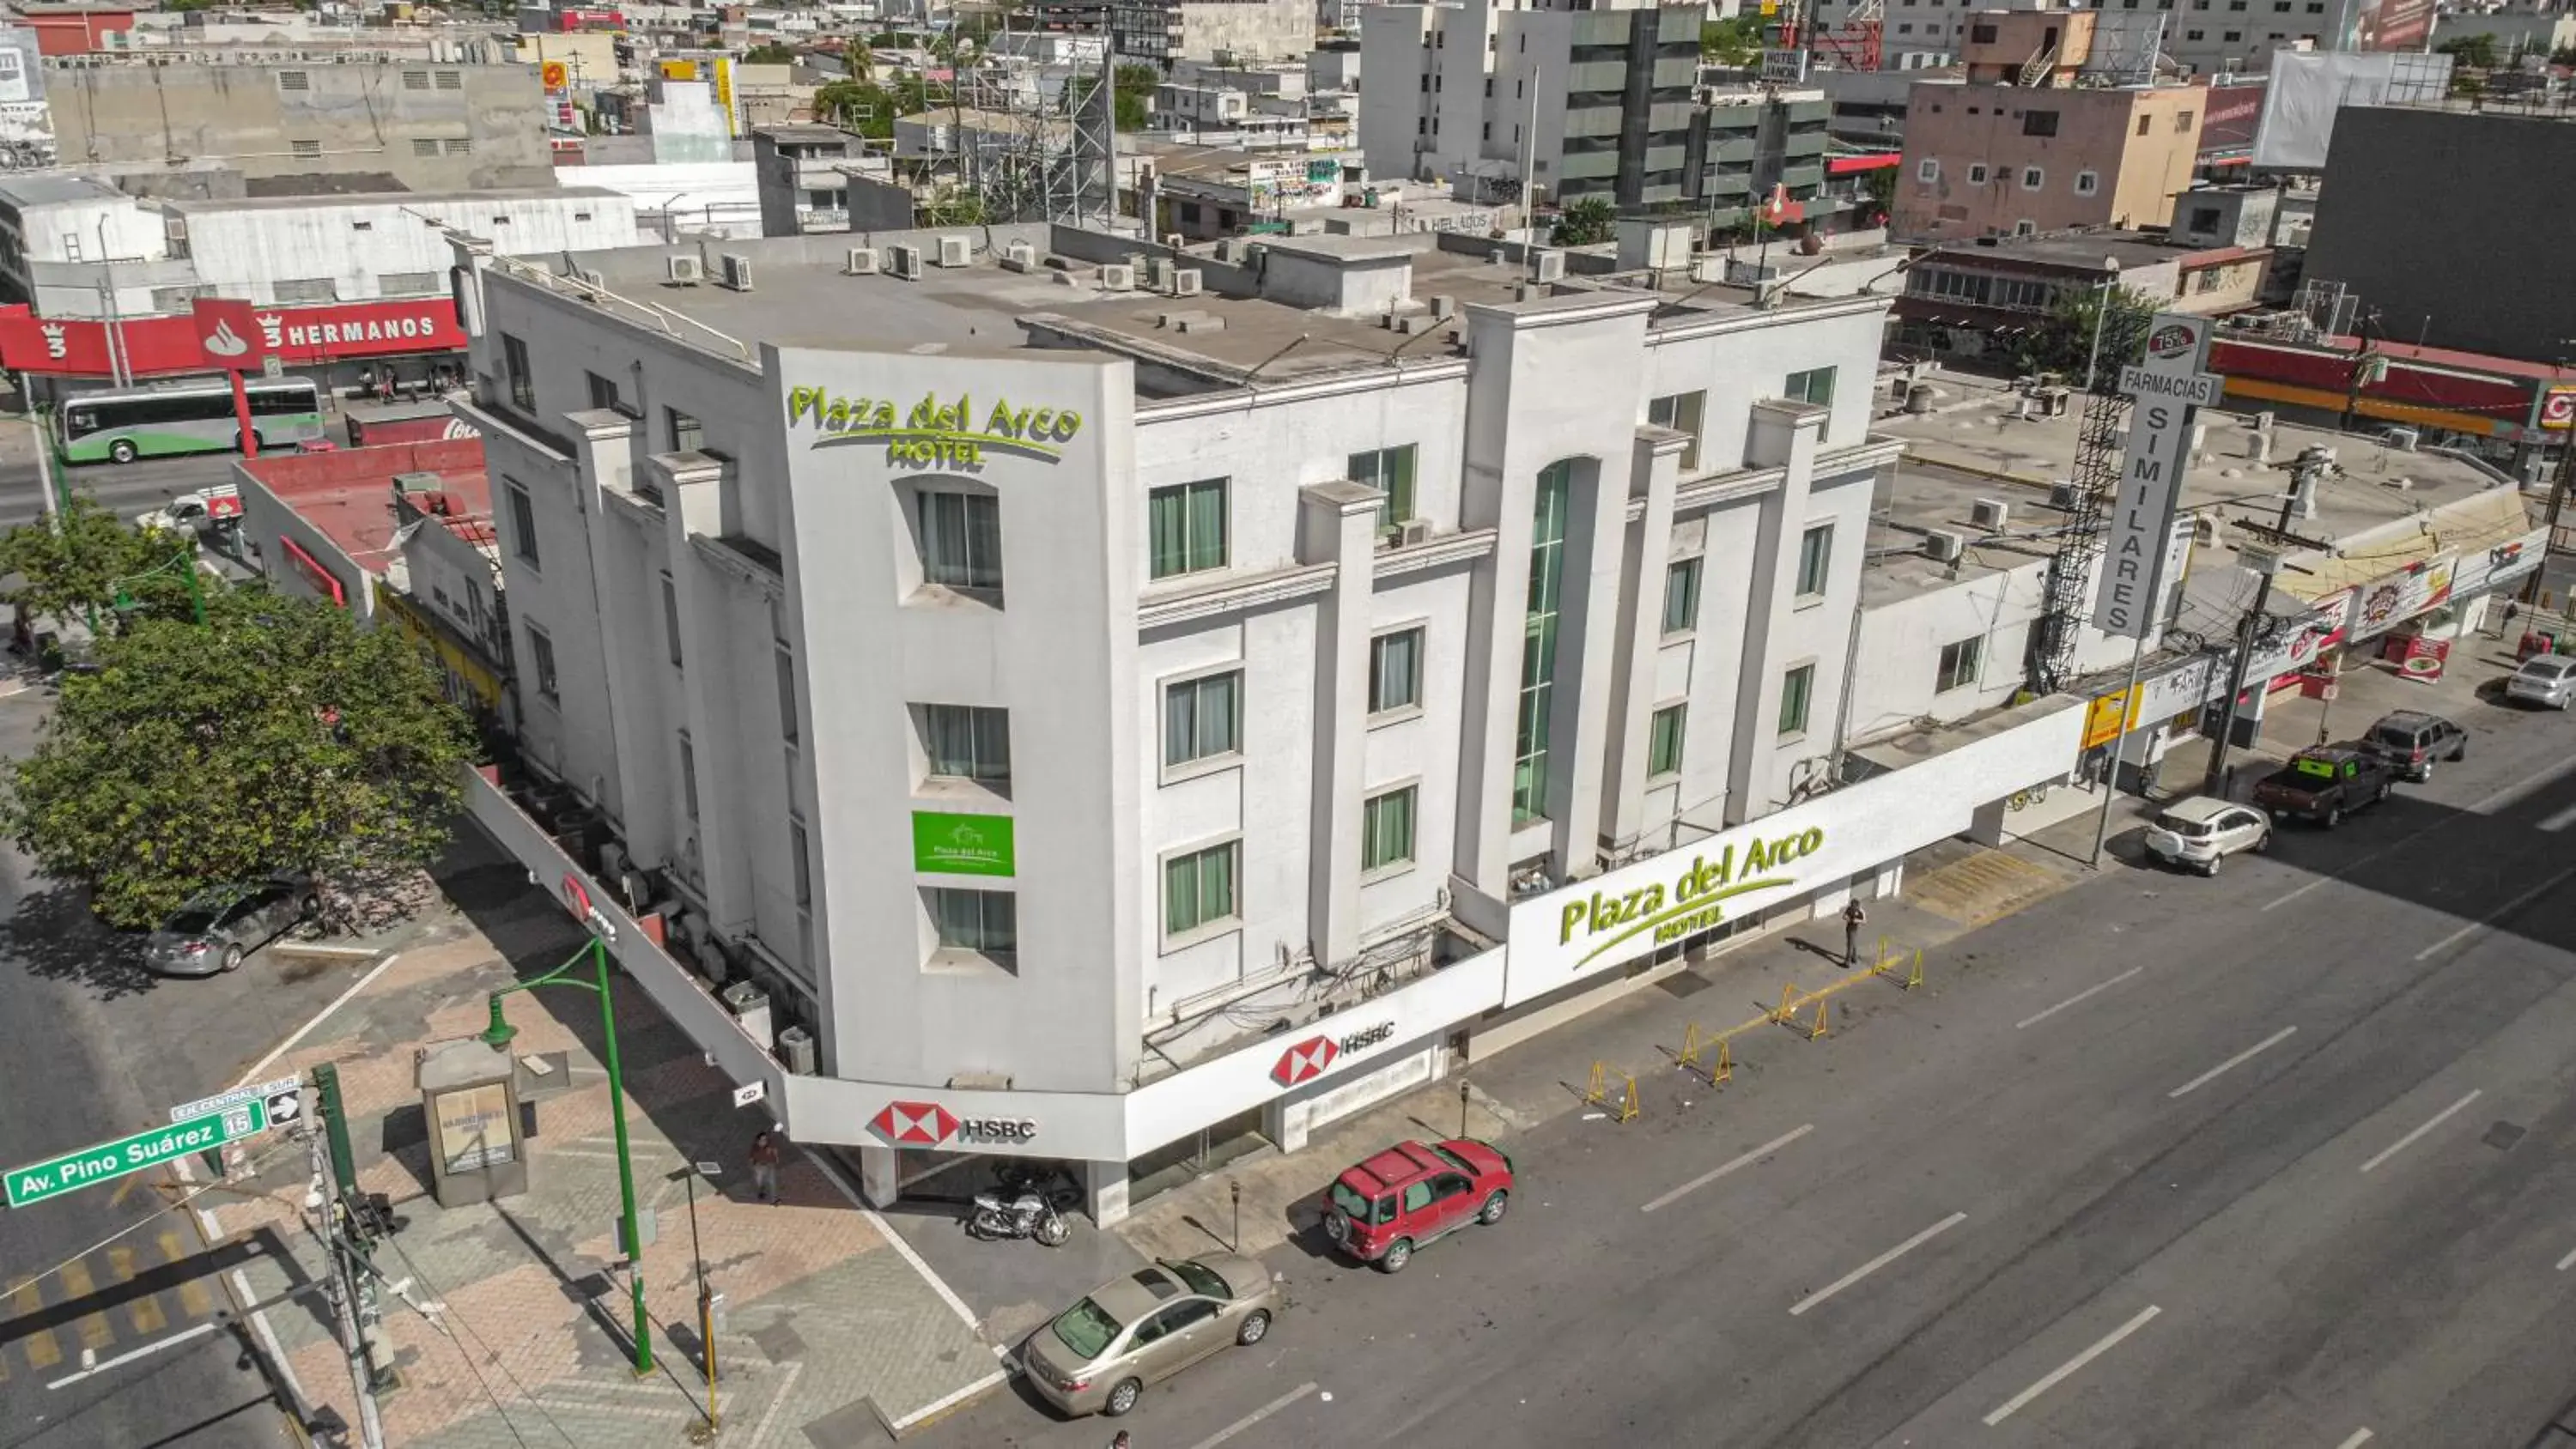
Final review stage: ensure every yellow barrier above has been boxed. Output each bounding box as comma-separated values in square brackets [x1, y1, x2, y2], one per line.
[1771, 984, 1831, 1040]
[1583, 1062, 1642, 1121]
[1584, 1061, 1610, 1106]
[1677, 1022, 1735, 1085]
[1870, 937, 1923, 991]
[1614, 1072, 1640, 1123]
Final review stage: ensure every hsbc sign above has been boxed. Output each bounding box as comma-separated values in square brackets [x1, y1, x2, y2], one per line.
[868, 1100, 1038, 1149]
[1271, 1020, 1398, 1088]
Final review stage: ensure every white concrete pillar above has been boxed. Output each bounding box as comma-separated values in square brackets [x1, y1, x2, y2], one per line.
[653, 449, 758, 937]
[1299, 481, 1384, 968]
[1085, 1160, 1131, 1228]
[857, 1144, 902, 1209]
[1727, 399, 1828, 825]
[1603, 427, 1688, 850]
[567, 408, 647, 839]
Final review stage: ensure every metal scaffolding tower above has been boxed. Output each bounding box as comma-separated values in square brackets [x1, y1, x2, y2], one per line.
[2026, 304, 2152, 697]
[945, 3, 1121, 229]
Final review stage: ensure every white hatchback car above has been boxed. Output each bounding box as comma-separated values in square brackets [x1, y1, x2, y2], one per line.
[2142, 797, 2271, 876]
[2507, 655, 2576, 710]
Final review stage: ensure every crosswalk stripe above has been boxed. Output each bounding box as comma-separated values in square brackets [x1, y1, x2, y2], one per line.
[107, 1247, 166, 1336]
[165, 1234, 214, 1319]
[58, 1262, 112, 1354]
[12, 1278, 61, 1369]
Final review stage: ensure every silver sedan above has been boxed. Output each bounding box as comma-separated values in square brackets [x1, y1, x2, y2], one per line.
[1020, 1253, 1279, 1419]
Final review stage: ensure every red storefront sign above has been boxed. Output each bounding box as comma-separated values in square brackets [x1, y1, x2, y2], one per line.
[0, 298, 467, 379]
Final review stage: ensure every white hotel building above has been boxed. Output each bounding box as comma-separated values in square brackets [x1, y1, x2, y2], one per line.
[449, 223, 2075, 1221]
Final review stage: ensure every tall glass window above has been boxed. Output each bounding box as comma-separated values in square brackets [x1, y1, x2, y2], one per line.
[1511, 462, 1573, 824]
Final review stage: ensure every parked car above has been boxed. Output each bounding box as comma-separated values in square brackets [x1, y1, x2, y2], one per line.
[1020, 1254, 1279, 1419]
[2142, 797, 2272, 876]
[2251, 747, 2393, 828]
[140, 876, 317, 977]
[1321, 1137, 1514, 1273]
[2507, 655, 2576, 710]
[2361, 710, 2467, 781]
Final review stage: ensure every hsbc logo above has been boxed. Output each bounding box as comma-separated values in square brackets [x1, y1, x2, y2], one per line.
[1271, 1020, 1398, 1088]
[868, 1100, 1037, 1147]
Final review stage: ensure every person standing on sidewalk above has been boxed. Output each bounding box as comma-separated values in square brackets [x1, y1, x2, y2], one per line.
[1842, 898, 1867, 968]
[749, 1131, 782, 1204]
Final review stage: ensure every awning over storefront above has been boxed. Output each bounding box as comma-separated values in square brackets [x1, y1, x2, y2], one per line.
[2273, 487, 2537, 604]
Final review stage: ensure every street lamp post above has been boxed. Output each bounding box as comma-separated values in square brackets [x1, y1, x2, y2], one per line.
[671, 1161, 724, 1439]
[480, 919, 653, 1377]
[108, 542, 208, 626]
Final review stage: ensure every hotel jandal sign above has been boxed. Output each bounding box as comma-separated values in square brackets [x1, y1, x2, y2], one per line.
[787, 385, 1084, 472]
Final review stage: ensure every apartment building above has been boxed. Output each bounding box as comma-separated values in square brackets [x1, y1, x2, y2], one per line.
[1894, 10, 2206, 240]
[447, 221, 1917, 1220]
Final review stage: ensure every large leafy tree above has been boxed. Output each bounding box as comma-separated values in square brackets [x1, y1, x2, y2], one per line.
[1551, 195, 1618, 246]
[1701, 15, 1765, 64]
[2013, 282, 2159, 384]
[1, 588, 473, 928]
[0, 495, 200, 632]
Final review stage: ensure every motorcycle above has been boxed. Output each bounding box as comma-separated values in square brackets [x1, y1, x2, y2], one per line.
[967, 1163, 1076, 1246]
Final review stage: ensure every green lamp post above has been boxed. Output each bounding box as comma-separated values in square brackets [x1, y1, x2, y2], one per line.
[481, 877, 652, 1376]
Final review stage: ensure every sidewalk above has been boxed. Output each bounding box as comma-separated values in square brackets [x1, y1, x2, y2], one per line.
[210, 834, 1000, 1449]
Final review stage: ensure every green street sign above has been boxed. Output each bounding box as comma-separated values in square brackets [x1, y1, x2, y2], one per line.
[5, 1100, 269, 1209]
[912, 810, 1015, 877]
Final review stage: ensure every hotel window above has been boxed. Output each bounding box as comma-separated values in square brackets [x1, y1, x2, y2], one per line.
[1350, 445, 1418, 530]
[1647, 390, 1704, 471]
[677, 730, 700, 823]
[501, 333, 534, 412]
[1148, 477, 1229, 579]
[2075, 169, 2101, 196]
[789, 816, 812, 907]
[1370, 627, 1424, 715]
[1965, 162, 1990, 185]
[1362, 785, 1417, 874]
[1164, 841, 1240, 937]
[1786, 366, 1838, 410]
[660, 572, 682, 668]
[666, 406, 703, 454]
[775, 645, 799, 745]
[919, 490, 1003, 592]
[927, 887, 1018, 962]
[2020, 166, 2044, 191]
[1795, 523, 1833, 599]
[1936, 634, 1984, 694]
[1662, 558, 1701, 637]
[1511, 462, 1572, 824]
[527, 624, 559, 703]
[1647, 704, 1686, 779]
[587, 372, 623, 414]
[1779, 663, 1815, 737]
[1917, 157, 1939, 183]
[1165, 670, 1242, 768]
[922, 704, 1012, 784]
[506, 481, 539, 567]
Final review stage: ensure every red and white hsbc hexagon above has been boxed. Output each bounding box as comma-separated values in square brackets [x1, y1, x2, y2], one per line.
[1272, 1035, 1338, 1087]
[870, 1100, 958, 1146]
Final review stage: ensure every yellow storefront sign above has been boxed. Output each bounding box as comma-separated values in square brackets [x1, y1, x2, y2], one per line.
[374, 583, 504, 712]
[2083, 688, 2140, 750]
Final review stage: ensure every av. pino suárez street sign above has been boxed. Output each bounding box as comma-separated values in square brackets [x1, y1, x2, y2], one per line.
[3, 1098, 269, 1209]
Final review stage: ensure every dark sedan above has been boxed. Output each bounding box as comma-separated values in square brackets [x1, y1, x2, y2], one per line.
[141, 876, 317, 977]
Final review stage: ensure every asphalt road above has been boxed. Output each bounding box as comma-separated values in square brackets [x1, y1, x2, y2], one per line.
[0, 451, 248, 532]
[916, 688, 2576, 1449]
[0, 687, 386, 1449]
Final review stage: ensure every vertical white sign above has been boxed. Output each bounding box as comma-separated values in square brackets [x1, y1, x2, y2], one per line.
[2093, 313, 2218, 640]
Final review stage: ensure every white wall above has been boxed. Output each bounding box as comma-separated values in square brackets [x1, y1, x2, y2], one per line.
[183, 192, 639, 306]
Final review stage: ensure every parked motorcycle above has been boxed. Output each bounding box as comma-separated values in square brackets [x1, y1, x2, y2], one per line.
[967, 1181, 1073, 1246]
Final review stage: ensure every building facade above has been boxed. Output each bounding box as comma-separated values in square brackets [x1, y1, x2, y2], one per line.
[447, 222, 1923, 1218]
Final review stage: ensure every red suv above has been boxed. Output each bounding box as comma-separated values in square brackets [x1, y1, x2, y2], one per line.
[1321, 1138, 1514, 1273]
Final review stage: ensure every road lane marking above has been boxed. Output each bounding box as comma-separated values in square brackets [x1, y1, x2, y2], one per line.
[11, 1279, 61, 1369]
[1642, 1124, 1816, 1214]
[2412, 864, 2576, 961]
[2167, 1026, 2299, 1099]
[56, 1262, 110, 1355]
[2556, 1245, 2576, 1272]
[1189, 1381, 1323, 1449]
[2335, 1430, 2373, 1449]
[2360, 1089, 2482, 1173]
[1982, 1305, 2162, 1426]
[2263, 758, 2576, 911]
[106, 1248, 163, 1337]
[161, 1233, 214, 1319]
[2016, 967, 2145, 1030]
[2541, 803, 2576, 833]
[230, 951, 402, 1088]
[1789, 1212, 1967, 1317]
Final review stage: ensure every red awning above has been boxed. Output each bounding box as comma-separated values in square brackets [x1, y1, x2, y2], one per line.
[1826, 153, 1903, 175]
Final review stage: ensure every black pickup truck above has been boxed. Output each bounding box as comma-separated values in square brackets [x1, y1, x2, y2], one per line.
[2252, 747, 2394, 828]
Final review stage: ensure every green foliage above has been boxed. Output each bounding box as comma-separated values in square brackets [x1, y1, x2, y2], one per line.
[814, 79, 898, 138]
[743, 42, 799, 65]
[1115, 63, 1160, 131]
[843, 38, 876, 83]
[0, 494, 199, 632]
[2436, 32, 2498, 69]
[1701, 15, 1766, 64]
[2013, 283, 2160, 382]
[0, 587, 472, 929]
[1550, 195, 1618, 246]
[1861, 163, 1898, 220]
[917, 191, 991, 227]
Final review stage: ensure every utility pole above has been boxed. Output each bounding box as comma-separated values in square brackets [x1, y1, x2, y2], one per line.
[309, 1085, 386, 1449]
[2522, 420, 2575, 612]
[2201, 451, 2338, 797]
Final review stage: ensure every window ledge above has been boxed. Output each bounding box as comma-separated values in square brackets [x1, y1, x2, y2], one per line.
[1647, 770, 1682, 786]
[904, 583, 1005, 612]
[915, 776, 1013, 807]
[1360, 860, 1418, 887]
[1366, 704, 1425, 731]
[1160, 752, 1243, 789]
[923, 948, 1018, 978]
[1660, 628, 1696, 646]
[1160, 919, 1242, 956]
[1792, 593, 1828, 611]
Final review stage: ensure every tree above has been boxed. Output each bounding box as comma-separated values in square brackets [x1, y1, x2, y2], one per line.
[2013, 283, 2159, 382]
[844, 38, 876, 84]
[1551, 195, 1618, 246]
[1702, 15, 1766, 64]
[1114, 63, 1160, 131]
[0, 587, 472, 929]
[815, 79, 897, 138]
[2436, 32, 2498, 70]
[744, 42, 800, 66]
[0, 495, 201, 634]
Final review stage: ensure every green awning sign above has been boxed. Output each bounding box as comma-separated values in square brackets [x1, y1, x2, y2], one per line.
[913, 810, 1015, 877]
[7, 1099, 269, 1209]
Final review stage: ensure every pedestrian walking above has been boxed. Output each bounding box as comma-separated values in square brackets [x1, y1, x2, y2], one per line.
[1842, 898, 1866, 969]
[1110, 1434, 1131, 1449]
[749, 1130, 781, 1204]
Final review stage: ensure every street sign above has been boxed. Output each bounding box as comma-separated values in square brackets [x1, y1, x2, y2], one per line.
[2093, 312, 2220, 640]
[2116, 365, 2223, 408]
[170, 1076, 301, 1124]
[731, 1081, 767, 1109]
[1759, 48, 1809, 83]
[8, 1100, 269, 1209]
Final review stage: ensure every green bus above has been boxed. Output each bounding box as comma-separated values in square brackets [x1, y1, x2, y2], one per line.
[59, 378, 327, 464]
